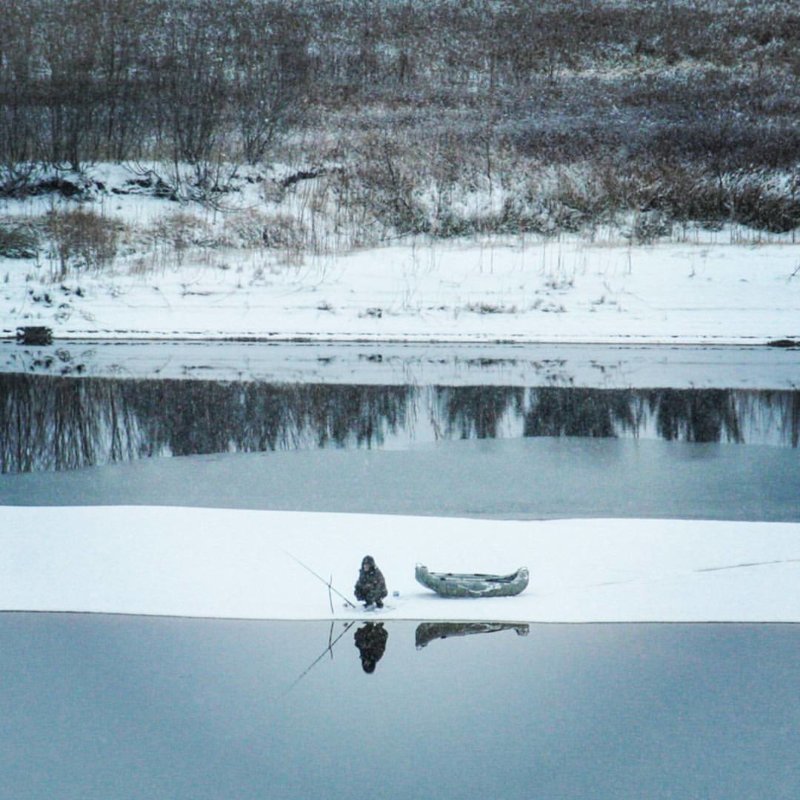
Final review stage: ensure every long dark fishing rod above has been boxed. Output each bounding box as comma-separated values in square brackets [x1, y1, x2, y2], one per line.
[284, 550, 357, 609]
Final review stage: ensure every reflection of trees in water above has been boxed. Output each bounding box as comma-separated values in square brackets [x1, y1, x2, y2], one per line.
[127, 381, 412, 455]
[783, 391, 799, 448]
[523, 388, 640, 438]
[1, 375, 798, 474]
[302, 385, 411, 448]
[435, 386, 525, 438]
[737, 389, 800, 449]
[0, 375, 413, 473]
[439, 385, 799, 447]
[647, 389, 742, 443]
[521, 388, 800, 445]
[0, 374, 142, 472]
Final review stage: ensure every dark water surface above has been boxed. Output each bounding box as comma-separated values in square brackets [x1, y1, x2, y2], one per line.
[0, 614, 798, 800]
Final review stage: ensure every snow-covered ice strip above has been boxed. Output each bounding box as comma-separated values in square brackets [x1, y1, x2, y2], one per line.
[2, 506, 799, 623]
[3, 340, 800, 389]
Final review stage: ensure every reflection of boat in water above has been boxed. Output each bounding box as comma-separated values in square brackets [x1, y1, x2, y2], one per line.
[415, 564, 529, 598]
[415, 621, 530, 649]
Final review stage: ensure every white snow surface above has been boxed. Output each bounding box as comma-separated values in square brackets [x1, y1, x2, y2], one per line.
[3, 234, 799, 345]
[3, 506, 799, 623]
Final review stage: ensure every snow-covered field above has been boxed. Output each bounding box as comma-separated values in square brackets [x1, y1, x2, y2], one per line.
[2, 507, 799, 624]
[3, 235, 799, 345]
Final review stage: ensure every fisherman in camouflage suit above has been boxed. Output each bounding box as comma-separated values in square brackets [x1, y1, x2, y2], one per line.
[354, 555, 387, 609]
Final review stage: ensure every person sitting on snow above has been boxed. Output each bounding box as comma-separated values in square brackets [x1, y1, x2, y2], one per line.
[354, 555, 387, 610]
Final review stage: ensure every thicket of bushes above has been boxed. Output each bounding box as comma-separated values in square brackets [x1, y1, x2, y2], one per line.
[1, 0, 799, 238]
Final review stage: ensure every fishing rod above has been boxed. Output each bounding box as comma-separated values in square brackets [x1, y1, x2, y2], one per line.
[284, 550, 357, 609]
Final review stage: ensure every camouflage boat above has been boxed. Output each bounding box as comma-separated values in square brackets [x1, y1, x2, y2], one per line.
[415, 564, 529, 598]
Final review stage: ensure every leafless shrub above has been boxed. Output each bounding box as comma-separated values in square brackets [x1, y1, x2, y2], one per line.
[729, 185, 800, 234]
[45, 208, 120, 278]
[349, 132, 430, 236]
[260, 214, 308, 251]
[149, 212, 213, 254]
[629, 211, 673, 244]
[222, 209, 274, 248]
[0, 222, 39, 258]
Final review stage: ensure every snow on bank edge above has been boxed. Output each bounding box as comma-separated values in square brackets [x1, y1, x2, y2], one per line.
[4, 236, 800, 346]
[2, 506, 800, 623]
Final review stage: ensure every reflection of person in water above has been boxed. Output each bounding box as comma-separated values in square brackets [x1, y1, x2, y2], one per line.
[354, 622, 388, 673]
[354, 555, 387, 609]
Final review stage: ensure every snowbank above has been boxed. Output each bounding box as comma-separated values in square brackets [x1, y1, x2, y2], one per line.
[3, 506, 799, 623]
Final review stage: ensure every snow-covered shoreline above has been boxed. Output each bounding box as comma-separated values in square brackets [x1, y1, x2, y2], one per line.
[2, 506, 799, 624]
[4, 235, 799, 346]
[3, 164, 798, 346]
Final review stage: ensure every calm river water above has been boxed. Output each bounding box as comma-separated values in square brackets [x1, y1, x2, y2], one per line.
[0, 342, 798, 519]
[1, 614, 798, 800]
